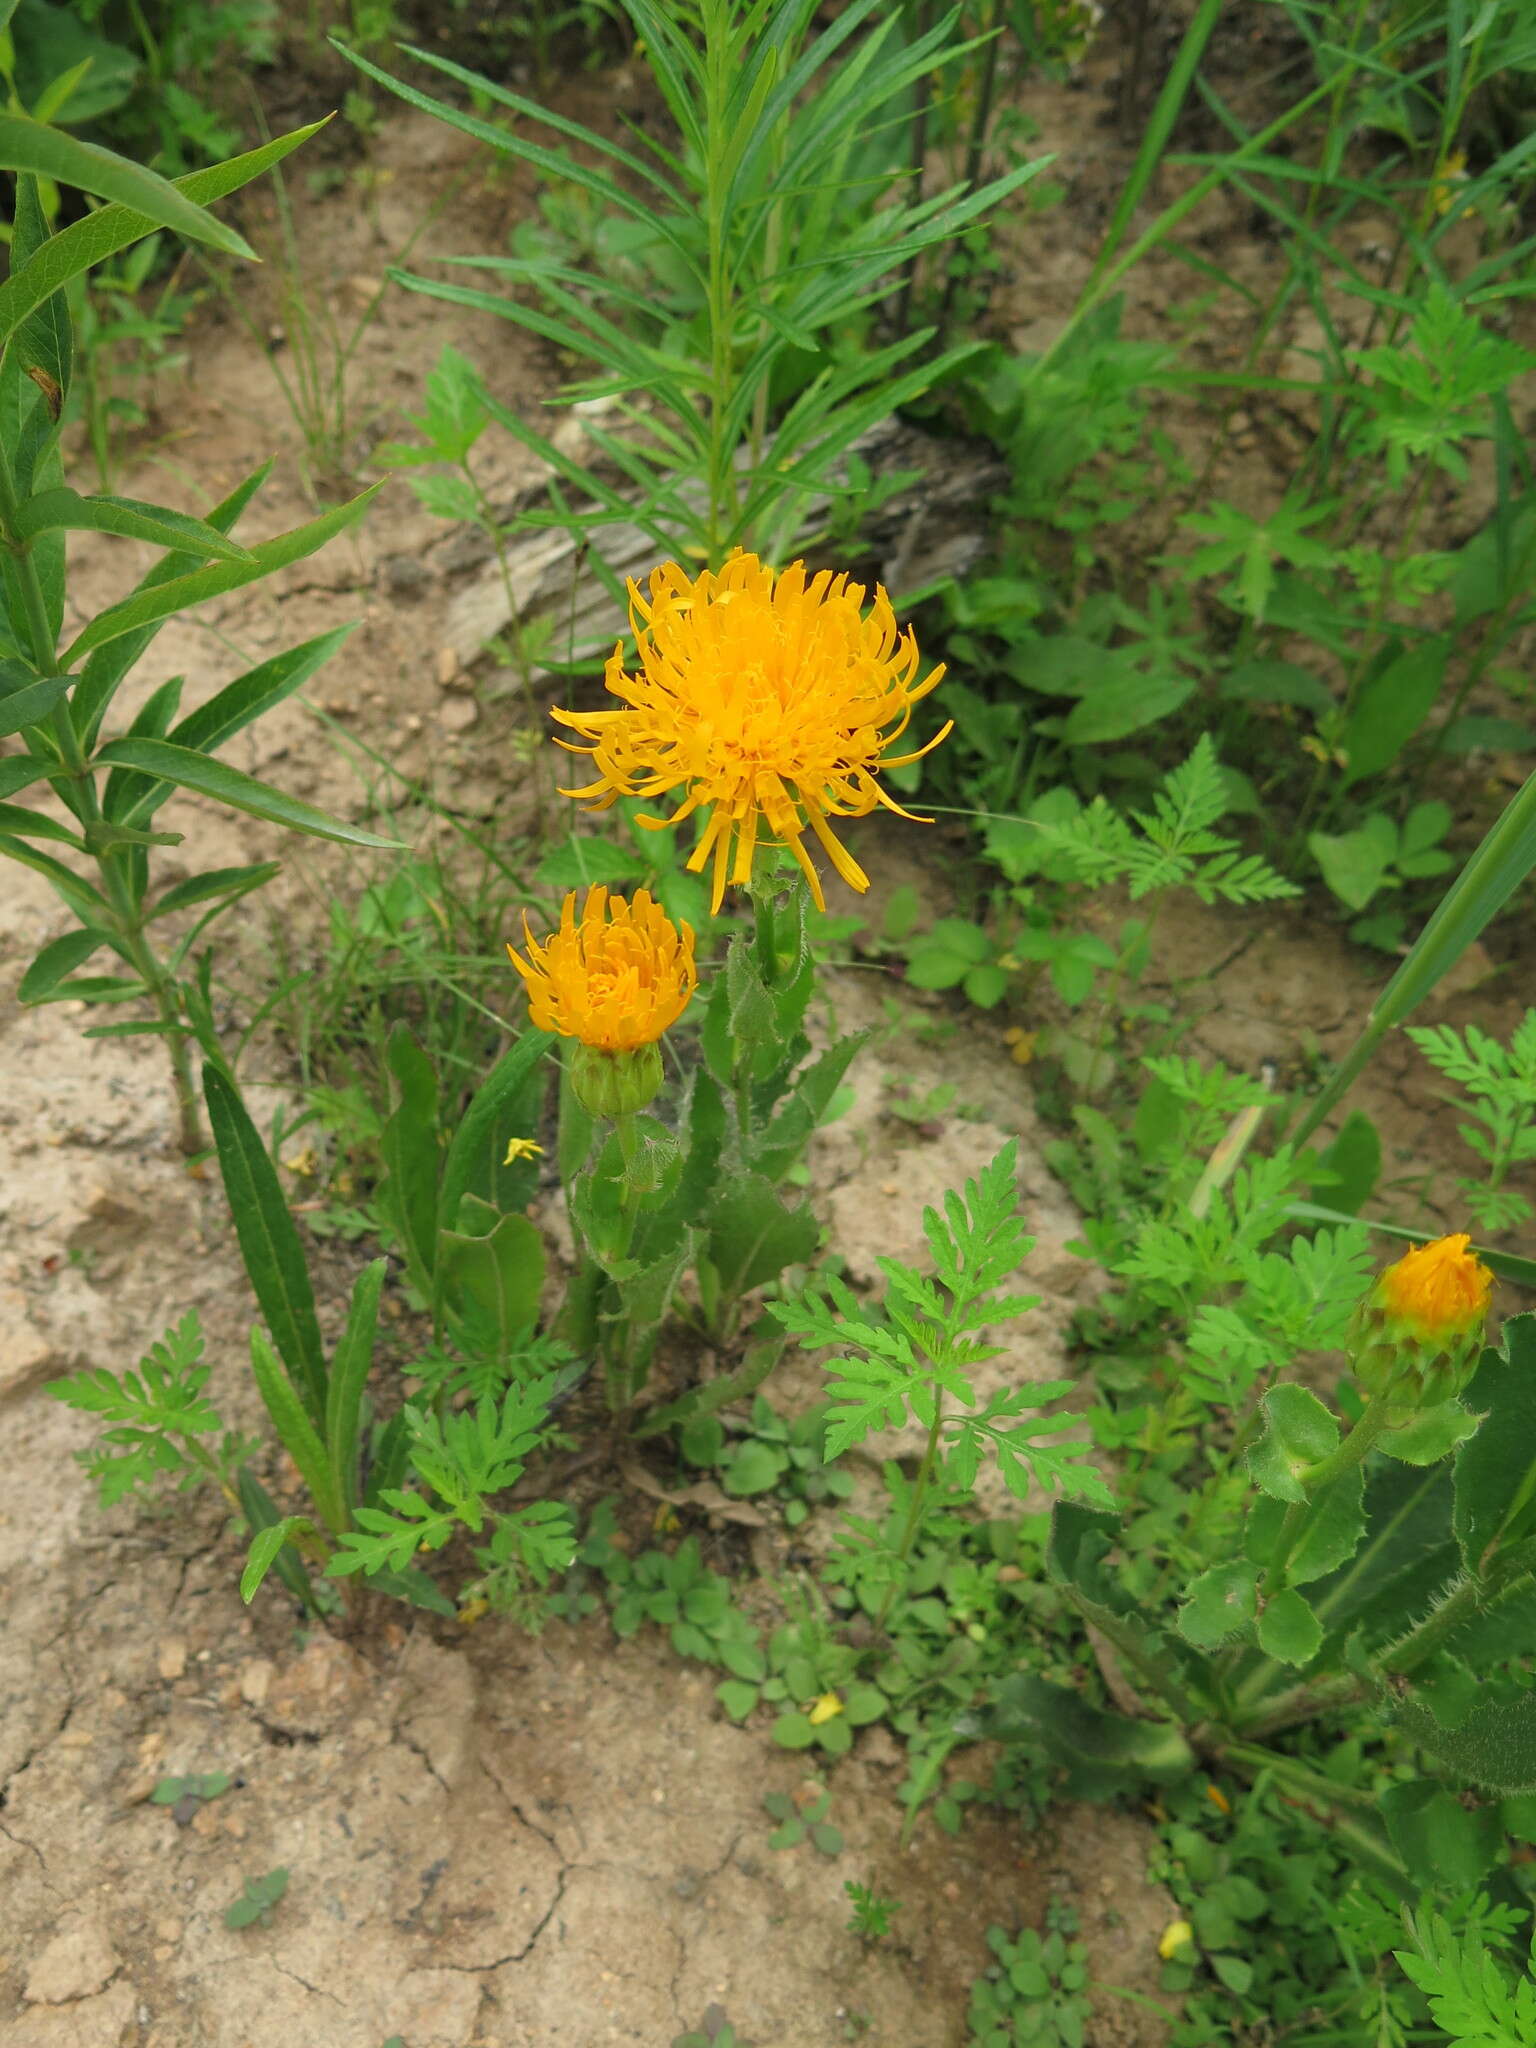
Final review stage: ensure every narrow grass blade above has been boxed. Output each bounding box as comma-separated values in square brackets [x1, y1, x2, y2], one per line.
[1292, 768, 1536, 1146]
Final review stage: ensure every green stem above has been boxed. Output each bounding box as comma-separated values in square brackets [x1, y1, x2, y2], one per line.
[702, 0, 741, 565]
[874, 1391, 944, 1633]
[752, 885, 777, 984]
[0, 426, 203, 1149]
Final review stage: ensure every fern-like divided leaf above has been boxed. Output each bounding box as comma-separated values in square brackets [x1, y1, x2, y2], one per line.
[46, 1312, 222, 1506]
[1395, 1913, 1536, 2047]
[1033, 735, 1298, 906]
[772, 1141, 1096, 1509]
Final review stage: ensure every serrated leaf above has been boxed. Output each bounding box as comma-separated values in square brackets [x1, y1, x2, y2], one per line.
[1248, 1383, 1339, 1502]
[1245, 1466, 1365, 1583]
[1392, 1690, 1536, 1795]
[1177, 1560, 1259, 1647]
[1381, 1777, 1503, 1890]
[1455, 1317, 1536, 1574]
[1379, 1399, 1479, 1467]
[706, 1173, 820, 1302]
[1255, 1586, 1322, 1666]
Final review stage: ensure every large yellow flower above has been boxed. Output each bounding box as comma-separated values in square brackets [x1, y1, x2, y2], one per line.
[507, 886, 696, 1052]
[551, 551, 951, 912]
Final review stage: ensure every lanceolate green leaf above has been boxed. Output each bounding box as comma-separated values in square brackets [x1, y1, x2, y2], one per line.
[989, 1672, 1196, 1786]
[10, 488, 254, 561]
[92, 739, 401, 849]
[71, 463, 273, 751]
[0, 799, 80, 845]
[1291, 767, 1536, 1148]
[10, 173, 71, 417]
[17, 927, 114, 1003]
[203, 1063, 327, 1426]
[248, 1329, 344, 1536]
[0, 125, 327, 359]
[148, 863, 282, 921]
[110, 626, 359, 831]
[236, 1468, 317, 1609]
[380, 1025, 442, 1292]
[61, 485, 382, 665]
[0, 834, 111, 923]
[241, 1516, 319, 1604]
[170, 626, 357, 759]
[0, 674, 71, 736]
[0, 113, 256, 263]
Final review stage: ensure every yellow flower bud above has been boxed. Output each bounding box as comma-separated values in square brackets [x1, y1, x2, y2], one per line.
[569, 1040, 664, 1121]
[1348, 1233, 1493, 1408]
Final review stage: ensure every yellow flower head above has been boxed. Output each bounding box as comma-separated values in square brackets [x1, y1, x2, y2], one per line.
[507, 886, 696, 1052]
[551, 551, 951, 913]
[502, 1136, 545, 1166]
[1350, 1232, 1494, 1408]
[1376, 1232, 1492, 1341]
[1158, 1919, 1194, 1962]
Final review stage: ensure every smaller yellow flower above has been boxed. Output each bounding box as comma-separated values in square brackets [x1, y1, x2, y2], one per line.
[1003, 1027, 1038, 1067]
[1377, 1233, 1492, 1341]
[808, 1692, 844, 1726]
[1205, 1782, 1232, 1816]
[502, 1136, 545, 1166]
[1158, 1920, 1194, 1962]
[507, 885, 697, 1053]
[1349, 1231, 1494, 1408]
[1430, 149, 1468, 216]
[283, 1147, 319, 1178]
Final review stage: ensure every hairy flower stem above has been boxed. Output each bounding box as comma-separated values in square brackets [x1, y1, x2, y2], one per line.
[874, 1392, 944, 1635]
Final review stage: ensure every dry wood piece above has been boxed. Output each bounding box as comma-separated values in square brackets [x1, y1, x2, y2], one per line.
[432, 414, 1007, 674]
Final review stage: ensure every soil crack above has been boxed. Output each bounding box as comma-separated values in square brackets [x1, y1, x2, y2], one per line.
[439, 1867, 570, 1973]
[271, 1958, 345, 2007]
[0, 1813, 57, 1885]
[392, 1725, 450, 1795]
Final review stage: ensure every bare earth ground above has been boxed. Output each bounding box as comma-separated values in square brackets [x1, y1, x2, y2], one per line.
[4, 42, 1536, 2048]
